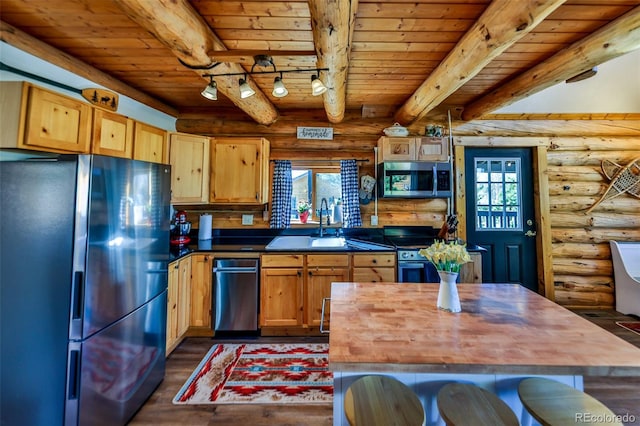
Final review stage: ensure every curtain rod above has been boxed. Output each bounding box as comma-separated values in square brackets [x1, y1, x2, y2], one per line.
[270, 159, 369, 163]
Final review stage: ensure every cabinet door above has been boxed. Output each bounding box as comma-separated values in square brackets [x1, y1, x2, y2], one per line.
[92, 109, 133, 158]
[133, 122, 168, 164]
[379, 137, 416, 162]
[415, 137, 449, 162]
[352, 267, 396, 283]
[190, 254, 212, 328]
[169, 133, 210, 204]
[166, 261, 180, 354]
[306, 267, 349, 327]
[24, 84, 92, 153]
[177, 256, 192, 337]
[260, 268, 303, 327]
[210, 137, 269, 203]
[459, 252, 482, 283]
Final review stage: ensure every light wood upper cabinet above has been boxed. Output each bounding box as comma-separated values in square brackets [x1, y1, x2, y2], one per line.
[169, 133, 211, 204]
[415, 137, 449, 162]
[378, 136, 449, 162]
[210, 137, 270, 204]
[92, 108, 133, 158]
[133, 122, 168, 164]
[0, 81, 92, 153]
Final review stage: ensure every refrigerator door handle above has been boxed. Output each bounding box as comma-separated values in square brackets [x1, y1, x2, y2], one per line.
[65, 343, 81, 426]
[69, 271, 84, 339]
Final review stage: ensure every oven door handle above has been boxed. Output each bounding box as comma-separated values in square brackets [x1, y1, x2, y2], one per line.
[398, 262, 428, 269]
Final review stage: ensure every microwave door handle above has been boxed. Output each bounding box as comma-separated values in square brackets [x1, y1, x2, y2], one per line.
[432, 164, 437, 196]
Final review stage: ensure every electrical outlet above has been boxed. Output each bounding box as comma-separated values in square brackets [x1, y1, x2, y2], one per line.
[242, 214, 254, 225]
[371, 215, 378, 226]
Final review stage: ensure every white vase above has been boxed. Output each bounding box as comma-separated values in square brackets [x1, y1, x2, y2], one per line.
[437, 271, 461, 313]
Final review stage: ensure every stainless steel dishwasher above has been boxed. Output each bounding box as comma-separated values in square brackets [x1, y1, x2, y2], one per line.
[212, 258, 259, 332]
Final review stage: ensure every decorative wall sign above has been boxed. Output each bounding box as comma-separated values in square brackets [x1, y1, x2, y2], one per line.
[586, 157, 640, 213]
[297, 126, 333, 140]
[81, 88, 119, 112]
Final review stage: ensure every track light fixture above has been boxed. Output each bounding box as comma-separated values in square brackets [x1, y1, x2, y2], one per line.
[200, 76, 217, 100]
[311, 74, 328, 96]
[238, 76, 256, 99]
[272, 75, 288, 98]
[196, 55, 328, 101]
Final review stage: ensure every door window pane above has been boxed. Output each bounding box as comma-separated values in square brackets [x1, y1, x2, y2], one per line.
[475, 158, 522, 230]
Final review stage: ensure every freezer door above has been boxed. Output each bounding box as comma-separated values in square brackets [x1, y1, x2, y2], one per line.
[72, 156, 171, 340]
[1, 158, 77, 426]
[66, 290, 167, 426]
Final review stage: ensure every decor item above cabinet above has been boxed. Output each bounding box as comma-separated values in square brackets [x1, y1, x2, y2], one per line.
[169, 132, 211, 204]
[0, 81, 92, 153]
[210, 137, 270, 204]
[378, 136, 449, 163]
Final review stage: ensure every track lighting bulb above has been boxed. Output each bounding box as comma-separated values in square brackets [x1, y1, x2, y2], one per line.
[201, 79, 217, 100]
[272, 76, 288, 98]
[311, 74, 327, 96]
[239, 78, 255, 99]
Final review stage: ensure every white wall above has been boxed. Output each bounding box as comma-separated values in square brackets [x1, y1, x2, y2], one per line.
[0, 42, 176, 131]
[496, 49, 640, 113]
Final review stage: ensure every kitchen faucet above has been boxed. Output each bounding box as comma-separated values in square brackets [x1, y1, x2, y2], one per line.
[319, 198, 330, 237]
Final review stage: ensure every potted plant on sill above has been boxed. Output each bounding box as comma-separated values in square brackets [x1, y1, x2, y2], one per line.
[297, 200, 311, 224]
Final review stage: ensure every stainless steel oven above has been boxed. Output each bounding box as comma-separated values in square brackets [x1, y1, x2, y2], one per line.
[397, 249, 441, 283]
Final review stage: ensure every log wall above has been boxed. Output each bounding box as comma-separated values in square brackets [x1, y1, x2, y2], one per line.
[454, 115, 640, 309]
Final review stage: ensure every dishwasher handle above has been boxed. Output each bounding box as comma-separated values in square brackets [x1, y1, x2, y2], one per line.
[213, 266, 258, 273]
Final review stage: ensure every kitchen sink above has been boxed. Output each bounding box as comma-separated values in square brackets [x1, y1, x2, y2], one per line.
[265, 235, 347, 250]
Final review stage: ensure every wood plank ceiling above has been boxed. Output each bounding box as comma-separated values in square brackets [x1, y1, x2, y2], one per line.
[1, 0, 639, 130]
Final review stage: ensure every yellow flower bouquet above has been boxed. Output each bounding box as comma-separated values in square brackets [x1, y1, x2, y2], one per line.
[418, 240, 471, 273]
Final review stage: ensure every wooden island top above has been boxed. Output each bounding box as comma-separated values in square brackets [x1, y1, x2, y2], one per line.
[328, 283, 640, 376]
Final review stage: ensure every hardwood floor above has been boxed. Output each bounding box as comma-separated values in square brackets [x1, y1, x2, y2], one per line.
[129, 312, 640, 426]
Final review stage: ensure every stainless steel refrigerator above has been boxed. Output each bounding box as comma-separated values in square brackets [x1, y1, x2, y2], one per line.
[0, 155, 171, 426]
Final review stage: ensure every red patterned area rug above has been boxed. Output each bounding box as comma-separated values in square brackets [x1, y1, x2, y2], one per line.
[173, 343, 332, 405]
[616, 321, 640, 336]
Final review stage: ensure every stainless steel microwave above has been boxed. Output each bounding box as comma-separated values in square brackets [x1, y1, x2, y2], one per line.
[378, 162, 452, 198]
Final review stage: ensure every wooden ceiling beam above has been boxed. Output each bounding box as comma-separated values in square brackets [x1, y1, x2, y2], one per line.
[112, 0, 279, 126]
[394, 0, 566, 125]
[205, 50, 317, 64]
[308, 0, 359, 124]
[0, 20, 178, 117]
[462, 5, 640, 121]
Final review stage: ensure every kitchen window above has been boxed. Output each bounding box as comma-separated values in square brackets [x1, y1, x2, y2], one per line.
[291, 164, 342, 223]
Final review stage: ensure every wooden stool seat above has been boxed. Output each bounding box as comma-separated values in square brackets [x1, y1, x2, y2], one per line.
[344, 375, 424, 426]
[437, 383, 519, 426]
[518, 377, 623, 426]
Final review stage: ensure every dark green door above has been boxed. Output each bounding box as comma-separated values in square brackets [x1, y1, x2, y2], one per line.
[464, 148, 538, 292]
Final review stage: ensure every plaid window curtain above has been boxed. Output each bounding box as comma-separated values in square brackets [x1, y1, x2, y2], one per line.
[270, 160, 292, 228]
[340, 160, 363, 228]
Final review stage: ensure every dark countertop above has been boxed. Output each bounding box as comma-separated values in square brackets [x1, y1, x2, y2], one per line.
[170, 233, 484, 262]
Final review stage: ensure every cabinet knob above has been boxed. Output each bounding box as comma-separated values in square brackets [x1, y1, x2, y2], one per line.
[297, 271, 302, 277]
[372, 259, 377, 264]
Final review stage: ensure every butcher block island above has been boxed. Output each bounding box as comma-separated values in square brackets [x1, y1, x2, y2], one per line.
[328, 283, 640, 426]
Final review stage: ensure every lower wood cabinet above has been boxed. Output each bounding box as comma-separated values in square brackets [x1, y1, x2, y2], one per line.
[459, 251, 483, 283]
[306, 255, 350, 327]
[260, 254, 304, 327]
[351, 253, 396, 282]
[166, 256, 191, 355]
[189, 253, 212, 329]
[260, 254, 349, 331]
